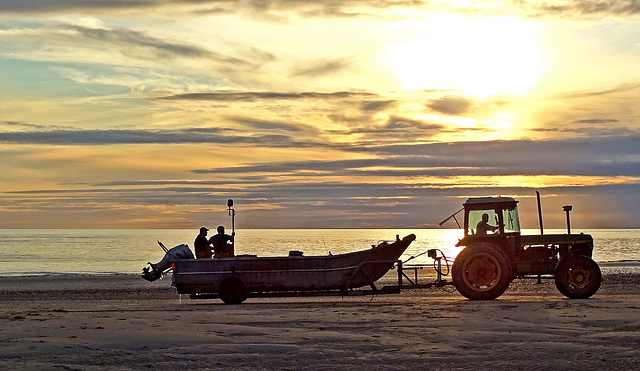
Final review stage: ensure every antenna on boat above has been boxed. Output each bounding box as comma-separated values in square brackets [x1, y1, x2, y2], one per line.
[227, 199, 235, 238]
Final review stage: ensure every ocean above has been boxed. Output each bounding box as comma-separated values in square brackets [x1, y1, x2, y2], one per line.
[1, 229, 639, 276]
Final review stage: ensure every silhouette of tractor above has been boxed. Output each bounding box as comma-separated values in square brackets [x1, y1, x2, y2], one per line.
[444, 194, 601, 300]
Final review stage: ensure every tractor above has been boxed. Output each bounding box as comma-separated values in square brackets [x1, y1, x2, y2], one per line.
[445, 194, 602, 300]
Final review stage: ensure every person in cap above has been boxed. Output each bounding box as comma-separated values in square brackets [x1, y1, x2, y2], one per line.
[194, 226, 213, 259]
[210, 225, 235, 258]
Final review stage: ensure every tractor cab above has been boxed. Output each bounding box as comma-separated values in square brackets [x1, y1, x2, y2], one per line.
[457, 197, 521, 255]
[463, 197, 520, 236]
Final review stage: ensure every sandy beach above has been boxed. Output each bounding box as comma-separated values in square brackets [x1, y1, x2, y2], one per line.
[1, 272, 640, 370]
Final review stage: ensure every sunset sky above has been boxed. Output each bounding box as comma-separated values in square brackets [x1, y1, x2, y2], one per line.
[1, 0, 639, 229]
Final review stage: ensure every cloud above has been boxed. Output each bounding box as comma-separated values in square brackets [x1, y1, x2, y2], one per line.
[188, 135, 640, 179]
[233, 1, 640, 19]
[291, 58, 354, 77]
[382, 116, 443, 130]
[573, 119, 620, 124]
[239, 0, 640, 19]
[325, 115, 446, 142]
[344, 116, 445, 139]
[4, 174, 638, 228]
[352, 136, 640, 177]
[533, 119, 636, 137]
[427, 95, 474, 116]
[157, 90, 377, 101]
[0, 23, 263, 80]
[3, 133, 639, 228]
[551, 83, 640, 100]
[3, 0, 640, 19]
[533, 126, 637, 137]
[527, 1, 640, 17]
[0, 127, 323, 147]
[67, 25, 214, 59]
[360, 100, 397, 112]
[1, 120, 74, 131]
[228, 117, 319, 133]
[0, 0, 205, 14]
[193, 158, 384, 175]
[59, 25, 254, 66]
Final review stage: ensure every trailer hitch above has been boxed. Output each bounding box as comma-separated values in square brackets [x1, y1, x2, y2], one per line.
[396, 249, 453, 290]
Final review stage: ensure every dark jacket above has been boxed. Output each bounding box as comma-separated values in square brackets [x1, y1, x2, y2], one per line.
[210, 233, 233, 254]
[194, 234, 211, 258]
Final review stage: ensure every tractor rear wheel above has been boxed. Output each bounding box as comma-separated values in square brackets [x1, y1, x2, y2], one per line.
[452, 243, 512, 300]
[218, 277, 248, 304]
[554, 255, 601, 299]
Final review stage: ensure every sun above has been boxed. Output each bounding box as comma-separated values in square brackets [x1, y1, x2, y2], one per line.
[386, 15, 544, 98]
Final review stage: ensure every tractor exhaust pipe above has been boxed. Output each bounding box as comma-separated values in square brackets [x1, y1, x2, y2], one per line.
[563, 205, 573, 234]
[536, 191, 544, 235]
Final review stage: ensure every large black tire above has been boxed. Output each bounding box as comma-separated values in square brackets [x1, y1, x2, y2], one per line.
[218, 277, 248, 304]
[554, 255, 602, 299]
[452, 243, 513, 300]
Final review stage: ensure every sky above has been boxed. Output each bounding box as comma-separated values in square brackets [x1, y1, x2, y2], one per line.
[1, 0, 639, 229]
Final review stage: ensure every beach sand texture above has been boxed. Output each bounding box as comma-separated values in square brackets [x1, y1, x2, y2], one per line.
[1, 273, 640, 370]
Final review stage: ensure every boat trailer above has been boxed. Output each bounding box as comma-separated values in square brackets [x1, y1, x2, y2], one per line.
[344, 248, 455, 297]
[188, 248, 455, 300]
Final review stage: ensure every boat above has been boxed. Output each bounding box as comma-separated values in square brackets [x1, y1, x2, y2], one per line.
[142, 233, 416, 304]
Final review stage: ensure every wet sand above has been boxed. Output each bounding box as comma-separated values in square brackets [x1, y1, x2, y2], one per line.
[1, 272, 640, 370]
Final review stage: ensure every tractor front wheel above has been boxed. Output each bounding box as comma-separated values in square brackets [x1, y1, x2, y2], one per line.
[452, 243, 512, 300]
[554, 255, 601, 299]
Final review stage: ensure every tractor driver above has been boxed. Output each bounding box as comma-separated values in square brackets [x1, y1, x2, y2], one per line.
[476, 213, 498, 235]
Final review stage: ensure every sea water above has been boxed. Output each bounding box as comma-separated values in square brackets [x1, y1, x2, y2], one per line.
[0, 229, 639, 276]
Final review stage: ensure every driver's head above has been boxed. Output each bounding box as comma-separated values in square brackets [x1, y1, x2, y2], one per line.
[481, 213, 489, 222]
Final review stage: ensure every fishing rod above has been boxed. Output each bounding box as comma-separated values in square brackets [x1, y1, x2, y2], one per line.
[320, 231, 331, 255]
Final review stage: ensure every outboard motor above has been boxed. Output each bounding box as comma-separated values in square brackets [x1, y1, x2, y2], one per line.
[142, 243, 194, 282]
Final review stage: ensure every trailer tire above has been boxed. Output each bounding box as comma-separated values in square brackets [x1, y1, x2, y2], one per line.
[452, 243, 512, 300]
[218, 277, 248, 304]
[554, 255, 601, 299]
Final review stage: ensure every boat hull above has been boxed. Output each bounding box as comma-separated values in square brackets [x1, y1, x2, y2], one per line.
[172, 234, 416, 295]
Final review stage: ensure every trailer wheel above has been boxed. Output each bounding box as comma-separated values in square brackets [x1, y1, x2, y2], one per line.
[554, 255, 601, 299]
[452, 243, 512, 300]
[218, 277, 248, 304]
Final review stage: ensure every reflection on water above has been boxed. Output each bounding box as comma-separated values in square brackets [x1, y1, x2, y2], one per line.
[0, 229, 638, 276]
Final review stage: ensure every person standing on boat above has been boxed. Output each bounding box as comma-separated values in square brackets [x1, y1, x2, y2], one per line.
[210, 225, 234, 258]
[194, 226, 213, 259]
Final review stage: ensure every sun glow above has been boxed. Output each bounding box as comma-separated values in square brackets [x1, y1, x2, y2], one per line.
[386, 16, 544, 97]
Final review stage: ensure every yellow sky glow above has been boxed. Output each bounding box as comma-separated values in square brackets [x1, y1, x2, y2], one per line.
[1, 2, 639, 229]
[386, 15, 544, 97]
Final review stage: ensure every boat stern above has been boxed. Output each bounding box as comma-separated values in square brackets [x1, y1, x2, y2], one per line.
[141, 243, 194, 282]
